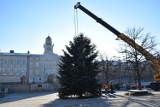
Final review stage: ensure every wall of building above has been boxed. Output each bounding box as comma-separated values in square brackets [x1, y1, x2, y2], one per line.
[2, 84, 30, 93]
[2, 83, 58, 93]
[0, 54, 28, 83]
[28, 53, 59, 83]
[0, 36, 60, 93]
[30, 83, 58, 91]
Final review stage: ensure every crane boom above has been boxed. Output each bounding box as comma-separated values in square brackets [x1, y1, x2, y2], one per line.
[74, 2, 160, 82]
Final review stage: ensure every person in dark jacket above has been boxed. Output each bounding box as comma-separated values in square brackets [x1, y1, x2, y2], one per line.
[110, 82, 114, 94]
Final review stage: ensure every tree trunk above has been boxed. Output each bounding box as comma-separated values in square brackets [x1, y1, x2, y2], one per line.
[105, 72, 109, 83]
[137, 69, 142, 90]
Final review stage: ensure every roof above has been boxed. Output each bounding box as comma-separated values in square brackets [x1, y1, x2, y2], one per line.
[0, 52, 42, 56]
[46, 36, 51, 40]
[0, 52, 29, 56]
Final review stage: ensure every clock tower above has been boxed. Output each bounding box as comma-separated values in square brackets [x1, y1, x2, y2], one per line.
[44, 36, 54, 54]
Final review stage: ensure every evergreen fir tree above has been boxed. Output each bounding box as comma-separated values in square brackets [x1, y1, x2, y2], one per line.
[57, 33, 100, 98]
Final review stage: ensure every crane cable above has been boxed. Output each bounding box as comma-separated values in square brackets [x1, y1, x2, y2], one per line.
[74, 9, 79, 36]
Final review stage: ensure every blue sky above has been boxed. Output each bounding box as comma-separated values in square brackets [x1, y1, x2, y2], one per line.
[0, 0, 160, 58]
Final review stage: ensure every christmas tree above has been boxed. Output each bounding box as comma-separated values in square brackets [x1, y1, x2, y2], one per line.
[57, 33, 100, 98]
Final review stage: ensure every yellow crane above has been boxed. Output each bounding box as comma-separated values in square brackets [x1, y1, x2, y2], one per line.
[74, 2, 160, 90]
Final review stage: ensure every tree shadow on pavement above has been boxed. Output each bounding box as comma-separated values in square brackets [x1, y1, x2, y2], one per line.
[121, 96, 158, 107]
[114, 92, 159, 107]
[42, 96, 110, 107]
[0, 91, 56, 104]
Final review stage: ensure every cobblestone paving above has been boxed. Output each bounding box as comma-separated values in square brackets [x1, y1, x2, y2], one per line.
[0, 91, 160, 107]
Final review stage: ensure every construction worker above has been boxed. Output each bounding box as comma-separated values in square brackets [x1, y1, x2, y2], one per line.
[104, 83, 109, 95]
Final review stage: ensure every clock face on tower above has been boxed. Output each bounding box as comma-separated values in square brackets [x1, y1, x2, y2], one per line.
[47, 47, 51, 51]
[47, 42, 51, 45]
[44, 36, 53, 53]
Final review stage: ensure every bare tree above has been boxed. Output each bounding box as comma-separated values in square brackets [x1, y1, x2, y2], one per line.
[99, 54, 113, 84]
[122, 55, 134, 84]
[119, 27, 157, 90]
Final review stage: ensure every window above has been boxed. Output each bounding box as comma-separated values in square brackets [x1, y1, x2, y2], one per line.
[8, 67, 10, 71]
[32, 78, 35, 83]
[4, 59, 7, 64]
[21, 67, 24, 72]
[47, 47, 51, 51]
[24, 67, 27, 72]
[36, 62, 39, 67]
[23, 60, 26, 65]
[38, 84, 42, 87]
[47, 42, 51, 45]
[17, 60, 20, 64]
[13, 60, 16, 65]
[7, 59, 9, 64]
[20, 60, 22, 65]
[16, 67, 19, 72]
[11, 59, 13, 64]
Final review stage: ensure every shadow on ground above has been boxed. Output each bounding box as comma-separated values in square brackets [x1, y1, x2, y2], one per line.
[41, 92, 160, 107]
[42, 96, 109, 107]
[0, 91, 56, 104]
[113, 92, 159, 107]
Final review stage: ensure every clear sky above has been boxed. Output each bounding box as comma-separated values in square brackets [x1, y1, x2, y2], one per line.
[0, 0, 160, 58]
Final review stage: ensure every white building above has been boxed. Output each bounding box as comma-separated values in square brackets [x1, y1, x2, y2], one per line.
[0, 36, 59, 84]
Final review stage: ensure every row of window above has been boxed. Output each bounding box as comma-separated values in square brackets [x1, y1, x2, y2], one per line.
[0, 66, 26, 72]
[0, 59, 27, 65]
[30, 62, 57, 68]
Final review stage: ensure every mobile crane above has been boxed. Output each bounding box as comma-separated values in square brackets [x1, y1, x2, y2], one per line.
[74, 2, 160, 90]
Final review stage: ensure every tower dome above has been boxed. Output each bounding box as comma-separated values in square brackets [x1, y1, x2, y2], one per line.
[44, 36, 54, 54]
[46, 36, 51, 41]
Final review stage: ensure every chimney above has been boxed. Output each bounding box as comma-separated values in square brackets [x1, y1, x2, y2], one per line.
[10, 50, 14, 53]
[27, 51, 30, 54]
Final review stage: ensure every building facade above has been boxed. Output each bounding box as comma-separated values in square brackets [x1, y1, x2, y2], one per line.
[98, 60, 154, 89]
[0, 36, 59, 85]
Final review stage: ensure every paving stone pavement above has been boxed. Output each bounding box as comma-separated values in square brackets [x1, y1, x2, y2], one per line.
[0, 91, 160, 107]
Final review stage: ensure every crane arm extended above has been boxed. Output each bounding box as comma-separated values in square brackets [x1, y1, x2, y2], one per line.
[74, 2, 160, 81]
[74, 2, 120, 36]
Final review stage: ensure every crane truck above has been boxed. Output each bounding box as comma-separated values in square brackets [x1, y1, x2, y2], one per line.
[74, 2, 160, 90]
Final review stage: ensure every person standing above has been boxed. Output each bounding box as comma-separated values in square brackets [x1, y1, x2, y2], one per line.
[110, 82, 114, 94]
[104, 83, 108, 95]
